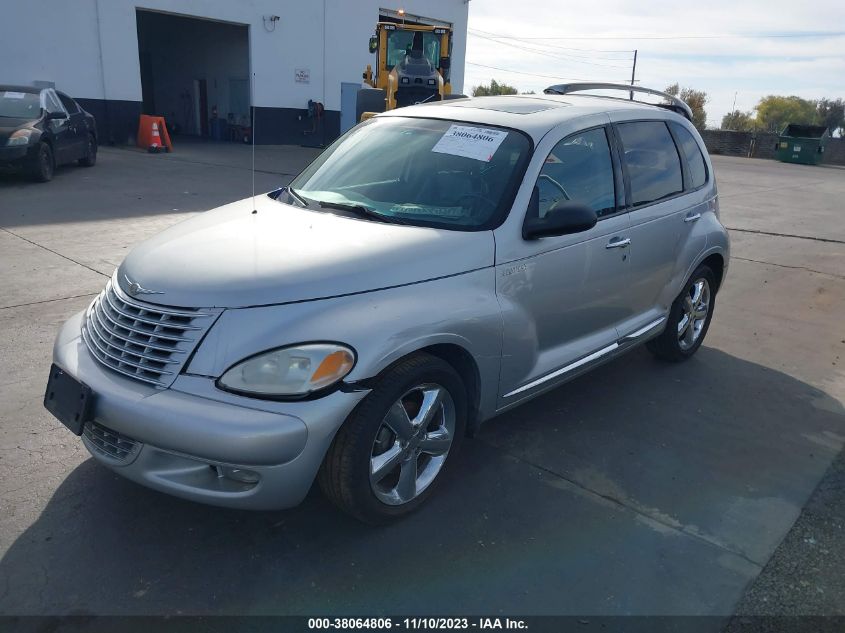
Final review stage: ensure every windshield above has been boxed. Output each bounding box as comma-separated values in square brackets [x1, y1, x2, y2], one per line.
[0, 90, 41, 118]
[287, 117, 532, 231]
[386, 30, 441, 69]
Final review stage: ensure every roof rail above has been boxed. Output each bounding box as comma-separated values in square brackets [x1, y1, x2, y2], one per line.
[543, 82, 693, 122]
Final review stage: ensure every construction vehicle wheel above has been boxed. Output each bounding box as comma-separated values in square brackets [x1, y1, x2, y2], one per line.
[356, 89, 386, 123]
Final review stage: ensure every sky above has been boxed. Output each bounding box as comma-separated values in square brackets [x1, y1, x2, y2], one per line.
[463, 0, 845, 128]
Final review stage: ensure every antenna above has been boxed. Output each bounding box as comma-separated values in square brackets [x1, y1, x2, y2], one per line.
[251, 71, 257, 214]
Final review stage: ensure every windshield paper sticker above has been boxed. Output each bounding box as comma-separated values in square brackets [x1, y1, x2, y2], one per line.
[3, 92, 26, 99]
[432, 125, 508, 162]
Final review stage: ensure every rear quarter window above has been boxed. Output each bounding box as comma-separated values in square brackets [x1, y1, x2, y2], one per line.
[617, 121, 683, 207]
[670, 123, 708, 190]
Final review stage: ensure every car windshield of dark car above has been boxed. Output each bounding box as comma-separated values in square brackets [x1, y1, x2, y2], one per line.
[0, 91, 41, 118]
[286, 117, 531, 230]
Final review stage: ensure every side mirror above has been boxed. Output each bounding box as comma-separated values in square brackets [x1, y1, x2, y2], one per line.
[368, 37, 378, 54]
[46, 110, 68, 121]
[523, 198, 598, 240]
[439, 56, 451, 69]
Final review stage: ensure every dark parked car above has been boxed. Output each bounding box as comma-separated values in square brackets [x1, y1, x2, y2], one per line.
[0, 85, 97, 182]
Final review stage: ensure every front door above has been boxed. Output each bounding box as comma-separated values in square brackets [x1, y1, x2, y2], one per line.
[56, 92, 86, 160]
[42, 90, 74, 164]
[496, 125, 632, 407]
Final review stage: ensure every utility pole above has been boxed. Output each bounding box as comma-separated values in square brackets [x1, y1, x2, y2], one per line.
[629, 49, 638, 100]
[731, 91, 737, 112]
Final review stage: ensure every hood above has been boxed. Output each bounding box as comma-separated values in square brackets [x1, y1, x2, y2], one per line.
[118, 195, 494, 309]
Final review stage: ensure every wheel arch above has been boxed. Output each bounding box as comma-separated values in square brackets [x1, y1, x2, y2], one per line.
[700, 252, 725, 292]
[355, 342, 484, 438]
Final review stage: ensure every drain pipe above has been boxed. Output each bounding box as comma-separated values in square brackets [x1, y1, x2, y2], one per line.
[94, 0, 114, 144]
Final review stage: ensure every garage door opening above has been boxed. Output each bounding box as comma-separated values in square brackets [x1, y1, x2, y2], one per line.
[136, 10, 250, 142]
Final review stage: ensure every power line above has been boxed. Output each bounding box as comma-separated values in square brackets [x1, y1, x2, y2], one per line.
[468, 30, 633, 68]
[469, 30, 845, 41]
[465, 61, 634, 83]
[469, 27, 634, 54]
[469, 29, 633, 63]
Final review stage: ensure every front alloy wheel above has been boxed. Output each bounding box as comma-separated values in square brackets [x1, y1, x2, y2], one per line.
[370, 383, 456, 505]
[319, 353, 466, 524]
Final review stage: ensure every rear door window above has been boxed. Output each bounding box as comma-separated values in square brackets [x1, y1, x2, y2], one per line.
[617, 121, 683, 207]
[535, 127, 616, 219]
[670, 123, 708, 190]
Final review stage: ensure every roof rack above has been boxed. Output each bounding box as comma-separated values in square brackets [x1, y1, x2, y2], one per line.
[543, 82, 693, 122]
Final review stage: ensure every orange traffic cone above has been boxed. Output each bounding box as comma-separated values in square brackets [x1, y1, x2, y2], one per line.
[149, 122, 163, 153]
[137, 115, 173, 153]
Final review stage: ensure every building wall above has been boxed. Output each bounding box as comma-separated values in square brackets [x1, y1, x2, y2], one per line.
[1, 0, 469, 144]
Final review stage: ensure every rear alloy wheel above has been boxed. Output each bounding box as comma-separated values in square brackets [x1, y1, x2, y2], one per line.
[78, 134, 97, 167]
[32, 142, 54, 182]
[319, 353, 466, 524]
[647, 264, 716, 362]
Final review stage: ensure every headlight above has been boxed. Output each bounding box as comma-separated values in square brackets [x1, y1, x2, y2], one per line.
[6, 130, 33, 146]
[217, 343, 356, 397]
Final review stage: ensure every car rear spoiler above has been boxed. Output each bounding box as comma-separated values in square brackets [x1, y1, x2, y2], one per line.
[543, 82, 693, 122]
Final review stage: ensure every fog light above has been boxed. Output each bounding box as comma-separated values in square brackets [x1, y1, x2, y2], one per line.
[216, 466, 260, 484]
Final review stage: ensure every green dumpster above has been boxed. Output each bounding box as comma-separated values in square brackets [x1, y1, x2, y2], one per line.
[775, 124, 829, 165]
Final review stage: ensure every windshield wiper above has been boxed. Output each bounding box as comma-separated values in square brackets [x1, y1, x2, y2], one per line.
[285, 186, 308, 207]
[317, 201, 408, 225]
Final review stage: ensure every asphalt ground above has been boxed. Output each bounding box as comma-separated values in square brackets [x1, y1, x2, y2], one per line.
[0, 141, 842, 620]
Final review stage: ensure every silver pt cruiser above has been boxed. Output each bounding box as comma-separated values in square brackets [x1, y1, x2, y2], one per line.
[45, 84, 729, 523]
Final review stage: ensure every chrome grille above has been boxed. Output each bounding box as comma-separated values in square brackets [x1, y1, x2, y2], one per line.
[83, 421, 141, 464]
[82, 276, 219, 387]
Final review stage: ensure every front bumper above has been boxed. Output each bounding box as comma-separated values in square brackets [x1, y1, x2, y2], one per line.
[0, 144, 32, 167]
[51, 311, 369, 510]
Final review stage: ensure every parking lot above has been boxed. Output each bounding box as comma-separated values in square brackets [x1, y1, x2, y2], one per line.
[0, 142, 843, 617]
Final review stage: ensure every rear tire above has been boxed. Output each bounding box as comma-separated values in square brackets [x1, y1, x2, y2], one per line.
[356, 88, 386, 123]
[319, 353, 467, 524]
[31, 142, 54, 182]
[78, 134, 97, 167]
[647, 265, 717, 362]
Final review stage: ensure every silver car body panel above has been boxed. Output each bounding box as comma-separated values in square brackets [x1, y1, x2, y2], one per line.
[49, 93, 730, 509]
[117, 195, 495, 309]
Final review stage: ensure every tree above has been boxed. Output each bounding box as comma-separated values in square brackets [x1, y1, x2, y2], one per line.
[720, 110, 757, 132]
[664, 83, 708, 131]
[816, 98, 845, 136]
[754, 95, 817, 133]
[472, 79, 518, 97]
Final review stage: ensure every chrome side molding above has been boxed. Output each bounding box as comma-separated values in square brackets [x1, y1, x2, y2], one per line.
[620, 316, 667, 342]
[503, 342, 619, 398]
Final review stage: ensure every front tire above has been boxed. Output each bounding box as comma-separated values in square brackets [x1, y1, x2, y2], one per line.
[31, 142, 54, 182]
[647, 265, 717, 362]
[319, 353, 467, 524]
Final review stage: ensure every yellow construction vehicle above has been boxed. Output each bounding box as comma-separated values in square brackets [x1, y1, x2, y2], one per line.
[357, 21, 465, 122]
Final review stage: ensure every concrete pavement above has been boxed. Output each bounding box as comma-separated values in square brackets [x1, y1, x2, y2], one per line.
[0, 144, 842, 617]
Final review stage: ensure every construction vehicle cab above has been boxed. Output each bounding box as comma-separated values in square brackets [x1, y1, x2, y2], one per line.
[357, 22, 461, 123]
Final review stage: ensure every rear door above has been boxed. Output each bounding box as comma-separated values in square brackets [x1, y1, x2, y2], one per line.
[611, 118, 689, 337]
[495, 120, 633, 407]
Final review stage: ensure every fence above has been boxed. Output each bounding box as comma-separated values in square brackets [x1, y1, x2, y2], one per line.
[700, 130, 845, 165]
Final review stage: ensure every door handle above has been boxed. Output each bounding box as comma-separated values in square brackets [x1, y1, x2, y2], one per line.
[605, 237, 631, 249]
[684, 213, 701, 223]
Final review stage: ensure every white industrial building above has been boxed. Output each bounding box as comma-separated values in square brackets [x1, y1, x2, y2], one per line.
[1, 0, 468, 145]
